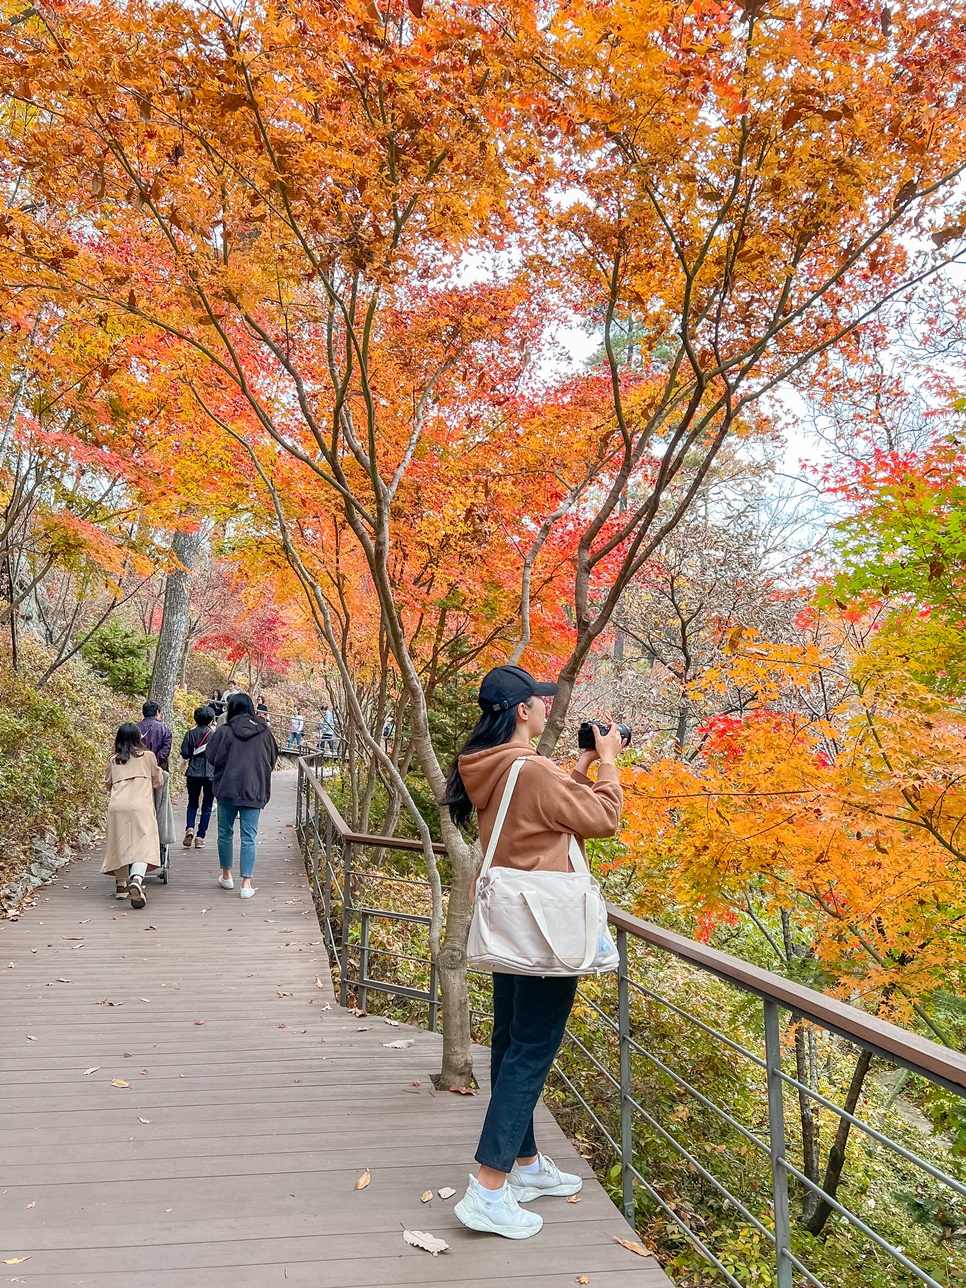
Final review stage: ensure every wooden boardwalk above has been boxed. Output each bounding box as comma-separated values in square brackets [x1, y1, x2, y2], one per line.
[1, 769, 671, 1287]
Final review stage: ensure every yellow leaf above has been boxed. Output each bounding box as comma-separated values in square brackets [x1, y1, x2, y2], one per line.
[421, 1190, 433, 1202]
[111, 1079, 129, 1088]
[4, 1258, 30, 1265]
[355, 1168, 371, 1190]
[138, 1117, 151, 1124]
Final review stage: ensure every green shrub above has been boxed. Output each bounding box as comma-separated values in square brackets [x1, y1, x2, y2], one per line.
[80, 620, 153, 698]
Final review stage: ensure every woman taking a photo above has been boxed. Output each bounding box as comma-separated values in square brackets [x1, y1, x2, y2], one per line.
[446, 664, 624, 1240]
[102, 723, 164, 908]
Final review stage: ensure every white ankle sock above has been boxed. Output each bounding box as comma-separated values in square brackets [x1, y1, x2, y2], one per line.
[517, 1158, 541, 1176]
[476, 1179, 506, 1203]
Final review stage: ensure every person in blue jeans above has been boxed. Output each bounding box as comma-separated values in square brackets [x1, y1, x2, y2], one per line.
[203, 693, 279, 900]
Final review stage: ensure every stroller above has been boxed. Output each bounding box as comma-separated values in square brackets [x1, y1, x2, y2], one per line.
[153, 770, 176, 885]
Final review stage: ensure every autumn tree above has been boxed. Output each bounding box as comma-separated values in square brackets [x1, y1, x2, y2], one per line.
[4, 0, 966, 1083]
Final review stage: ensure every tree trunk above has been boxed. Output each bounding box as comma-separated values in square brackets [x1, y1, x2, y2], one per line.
[150, 528, 202, 723]
[434, 823, 479, 1088]
[801, 1048, 873, 1234]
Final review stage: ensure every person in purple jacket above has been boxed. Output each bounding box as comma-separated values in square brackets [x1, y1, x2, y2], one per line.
[136, 701, 173, 772]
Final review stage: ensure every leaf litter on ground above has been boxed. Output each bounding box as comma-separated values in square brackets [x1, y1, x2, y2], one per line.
[402, 1229, 449, 1256]
[355, 1168, 371, 1191]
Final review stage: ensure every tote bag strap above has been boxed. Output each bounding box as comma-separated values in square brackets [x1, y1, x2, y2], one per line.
[477, 757, 527, 880]
[521, 887, 598, 973]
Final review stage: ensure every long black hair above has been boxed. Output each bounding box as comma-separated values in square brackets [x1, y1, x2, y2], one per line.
[114, 723, 145, 764]
[445, 703, 527, 829]
[227, 692, 255, 721]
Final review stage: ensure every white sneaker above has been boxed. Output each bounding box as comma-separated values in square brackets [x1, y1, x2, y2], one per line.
[508, 1154, 583, 1202]
[240, 886, 256, 899]
[218, 875, 234, 890]
[454, 1174, 543, 1239]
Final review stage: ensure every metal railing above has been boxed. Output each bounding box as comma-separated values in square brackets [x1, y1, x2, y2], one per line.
[295, 754, 966, 1288]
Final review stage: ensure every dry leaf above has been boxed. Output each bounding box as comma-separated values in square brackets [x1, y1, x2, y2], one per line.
[568, 1194, 582, 1204]
[111, 1079, 129, 1088]
[277, 990, 293, 997]
[25, 1203, 35, 1209]
[576, 1278, 590, 1285]
[139, 997, 150, 1002]
[437, 1187, 456, 1200]
[411, 1080, 421, 1087]
[420, 1190, 433, 1203]
[357, 1026, 370, 1032]
[83, 1066, 100, 1076]
[138, 1117, 151, 1124]
[449, 1085, 478, 1096]
[384, 1038, 415, 1049]
[321, 1002, 331, 1011]
[3, 1258, 30, 1265]
[384, 1018, 400, 1026]
[26, 1035, 37, 1041]
[613, 1236, 653, 1259]
[194, 1019, 205, 1025]
[355, 1168, 371, 1190]
[403, 1229, 449, 1256]
[314, 976, 324, 988]
[56, 977, 71, 983]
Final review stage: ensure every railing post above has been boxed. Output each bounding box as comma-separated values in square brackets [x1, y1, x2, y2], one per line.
[617, 926, 635, 1225]
[339, 842, 352, 1008]
[322, 815, 333, 938]
[358, 910, 370, 1013]
[763, 999, 794, 1288]
[428, 961, 439, 1033]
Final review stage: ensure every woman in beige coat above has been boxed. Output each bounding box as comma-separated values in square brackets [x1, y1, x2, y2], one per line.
[102, 723, 163, 909]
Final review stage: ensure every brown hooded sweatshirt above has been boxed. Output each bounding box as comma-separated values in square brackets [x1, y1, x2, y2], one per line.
[458, 744, 623, 874]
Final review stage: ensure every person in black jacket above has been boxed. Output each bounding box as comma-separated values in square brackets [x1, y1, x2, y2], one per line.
[204, 693, 279, 899]
[180, 705, 216, 849]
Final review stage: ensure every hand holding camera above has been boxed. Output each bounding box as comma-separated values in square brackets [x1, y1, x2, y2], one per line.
[577, 720, 631, 764]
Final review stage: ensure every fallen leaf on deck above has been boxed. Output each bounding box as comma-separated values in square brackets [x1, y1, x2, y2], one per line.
[411, 1080, 421, 1087]
[56, 977, 71, 983]
[194, 1019, 205, 1025]
[25, 1203, 35, 1210]
[384, 1039, 414, 1049]
[6, 962, 14, 968]
[321, 1002, 331, 1011]
[420, 1190, 433, 1203]
[357, 1026, 370, 1032]
[576, 1277, 590, 1285]
[613, 1237, 653, 1259]
[355, 1169, 371, 1190]
[138, 1117, 151, 1124]
[139, 998, 150, 1003]
[277, 990, 293, 997]
[403, 1229, 449, 1256]
[437, 1187, 456, 1200]
[314, 977, 324, 988]
[3, 1258, 30, 1265]
[449, 1086, 478, 1096]
[111, 1079, 129, 1088]
[348, 1007, 367, 1018]
[123, 1052, 132, 1058]
[71, 943, 83, 949]
[26, 1035, 36, 1041]
[568, 1194, 582, 1204]
[83, 1067, 100, 1076]
[144, 925, 157, 931]
[384, 1019, 400, 1027]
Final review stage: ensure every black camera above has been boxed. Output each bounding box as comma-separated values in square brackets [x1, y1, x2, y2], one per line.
[578, 720, 632, 750]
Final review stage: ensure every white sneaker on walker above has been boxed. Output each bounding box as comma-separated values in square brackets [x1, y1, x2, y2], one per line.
[508, 1154, 583, 1202]
[240, 886, 256, 899]
[218, 875, 234, 890]
[454, 1175, 542, 1239]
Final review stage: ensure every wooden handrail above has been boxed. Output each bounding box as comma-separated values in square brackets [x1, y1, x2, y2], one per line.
[300, 759, 447, 855]
[607, 906, 966, 1094]
[298, 756, 966, 1093]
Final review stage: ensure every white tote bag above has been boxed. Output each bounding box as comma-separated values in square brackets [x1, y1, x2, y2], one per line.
[466, 757, 619, 977]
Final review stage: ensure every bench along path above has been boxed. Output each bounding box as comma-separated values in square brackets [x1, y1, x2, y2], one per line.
[1, 768, 671, 1287]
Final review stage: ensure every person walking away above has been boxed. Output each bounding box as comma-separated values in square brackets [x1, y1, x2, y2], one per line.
[287, 706, 304, 750]
[320, 705, 336, 756]
[382, 715, 394, 755]
[205, 693, 279, 899]
[180, 705, 216, 849]
[445, 664, 624, 1239]
[256, 694, 269, 721]
[102, 723, 164, 909]
[137, 700, 172, 771]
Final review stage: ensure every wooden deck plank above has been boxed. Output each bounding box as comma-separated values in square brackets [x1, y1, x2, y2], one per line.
[0, 768, 672, 1287]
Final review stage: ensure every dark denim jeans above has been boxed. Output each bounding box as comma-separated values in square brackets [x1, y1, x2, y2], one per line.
[185, 776, 214, 837]
[475, 972, 579, 1173]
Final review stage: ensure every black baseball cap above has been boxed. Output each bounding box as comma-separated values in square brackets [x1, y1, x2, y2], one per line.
[478, 665, 559, 713]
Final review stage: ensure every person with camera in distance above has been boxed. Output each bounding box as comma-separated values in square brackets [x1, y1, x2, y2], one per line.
[444, 664, 625, 1240]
